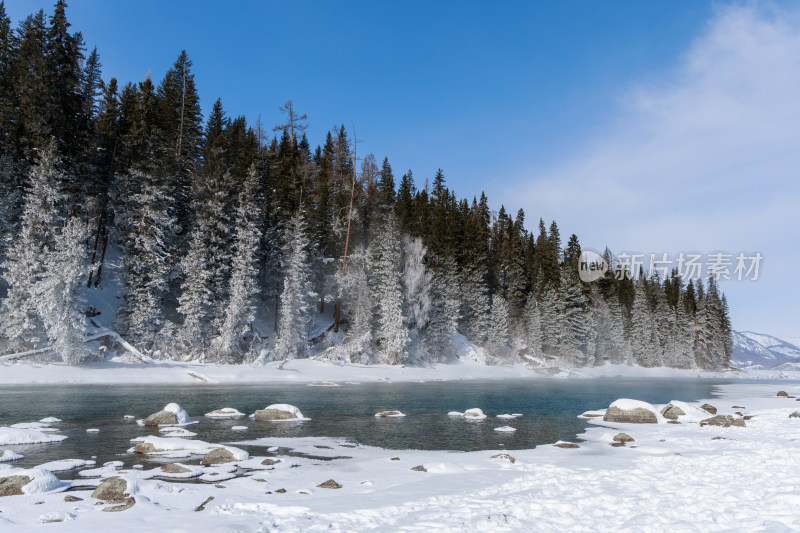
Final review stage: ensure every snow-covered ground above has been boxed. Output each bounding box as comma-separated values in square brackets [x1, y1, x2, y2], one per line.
[1, 382, 799, 531]
[3, 357, 800, 385]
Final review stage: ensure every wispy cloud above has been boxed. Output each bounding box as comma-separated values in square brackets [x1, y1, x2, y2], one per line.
[506, 3, 800, 337]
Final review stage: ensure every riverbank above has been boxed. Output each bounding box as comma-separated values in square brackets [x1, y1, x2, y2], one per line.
[2, 358, 799, 385]
[0, 382, 799, 531]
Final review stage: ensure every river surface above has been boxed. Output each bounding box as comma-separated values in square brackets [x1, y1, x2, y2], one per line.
[0, 378, 741, 471]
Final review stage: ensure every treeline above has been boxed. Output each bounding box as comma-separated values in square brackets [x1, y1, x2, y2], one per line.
[0, 2, 732, 369]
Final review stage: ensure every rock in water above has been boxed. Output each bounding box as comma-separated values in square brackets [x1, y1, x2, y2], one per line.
[613, 433, 635, 443]
[317, 479, 342, 489]
[699, 415, 746, 428]
[132, 442, 157, 455]
[201, 448, 238, 466]
[91, 477, 128, 502]
[375, 411, 405, 418]
[142, 410, 178, 427]
[0, 475, 31, 496]
[701, 404, 718, 415]
[253, 404, 304, 421]
[660, 404, 686, 420]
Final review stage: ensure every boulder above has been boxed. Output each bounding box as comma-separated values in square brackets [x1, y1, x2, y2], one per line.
[317, 479, 342, 489]
[91, 477, 128, 502]
[254, 406, 302, 421]
[554, 442, 580, 449]
[142, 410, 178, 427]
[132, 442, 157, 455]
[201, 448, 238, 466]
[777, 391, 789, 397]
[701, 404, 718, 415]
[699, 415, 746, 428]
[789, 411, 800, 419]
[411, 465, 427, 472]
[660, 404, 686, 420]
[160, 463, 191, 474]
[64, 495, 83, 502]
[0, 475, 31, 497]
[613, 433, 635, 443]
[260, 458, 280, 466]
[603, 400, 658, 424]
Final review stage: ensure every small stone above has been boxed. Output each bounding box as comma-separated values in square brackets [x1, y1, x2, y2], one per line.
[667, 420, 681, 424]
[253, 478, 266, 482]
[35, 501, 44, 504]
[317, 479, 342, 489]
[701, 404, 718, 415]
[777, 391, 789, 397]
[554, 442, 580, 449]
[64, 495, 83, 502]
[390, 457, 400, 461]
[490, 453, 516, 464]
[700, 415, 746, 428]
[734, 412, 743, 416]
[731, 405, 746, 409]
[712, 436, 727, 440]
[743, 415, 754, 420]
[275, 488, 286, 493]
[201, 448, 237, 466]
[610, 442, 626, 447]
[102, 497, 135, 512]
[789, 411, 800, 419]
[411, 465, 427, 472]
[613, 433, 635, 443]
[194, 496, 214, 512]
[160, 463, 192, 474]
[260, 458, 280, 466]
[215, 484, 226, 489]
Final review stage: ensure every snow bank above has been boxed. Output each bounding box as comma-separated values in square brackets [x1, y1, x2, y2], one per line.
[159, 427, 197, 437]
[494, 426, 516, 432]
[129, 435, 248, 460]
[163, 402, 192, 425]
[0, 450, 23, 462]
[0, 467, 68, 494]
[39, 417, 61, 423]
[0, 427, 66, 445]
[37, 459, 95, 472]
[608, 399, 657, 412]
[204, 407, 245, 419]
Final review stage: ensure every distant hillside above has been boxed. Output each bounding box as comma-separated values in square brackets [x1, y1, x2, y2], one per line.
[731, 331, 800, 369]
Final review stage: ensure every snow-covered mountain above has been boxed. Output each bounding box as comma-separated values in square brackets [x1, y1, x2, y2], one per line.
[731, 331, 800, 369]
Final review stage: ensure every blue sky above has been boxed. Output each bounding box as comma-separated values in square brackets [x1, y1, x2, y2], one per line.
[5, 1, 798, 338]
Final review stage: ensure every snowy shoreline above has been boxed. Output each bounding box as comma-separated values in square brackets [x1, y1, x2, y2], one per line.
[1, 382, 799, 531]
[2, 358, 799, 386]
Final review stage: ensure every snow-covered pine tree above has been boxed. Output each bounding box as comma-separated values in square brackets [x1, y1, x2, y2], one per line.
[402, 236, 431, 332]
[32, 217, 89, 364]
[488, 293, 510, 355]
[371, 213, 408, 364]
[430, 254, 461, 335]
[539, 285, 561, 363]
[176, 228, 212, 354]
[272, 208, 317, 361]
[607, 296, 631, 365]
[560, 268, 590, 365]
[217, 166, 262, 361]
[523, 295, 543, 360]
[0, 143, 62, 350]
[460, 259, 490, 345]
[629, 275, 659, 367]
[115, 175, 176, 349]
[338, 244, 372, 363]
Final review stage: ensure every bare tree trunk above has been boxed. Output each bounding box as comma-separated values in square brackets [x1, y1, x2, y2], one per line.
[333, 125, 359, 333]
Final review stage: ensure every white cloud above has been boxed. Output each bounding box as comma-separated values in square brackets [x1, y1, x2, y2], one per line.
[505, 3, 800, 337]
